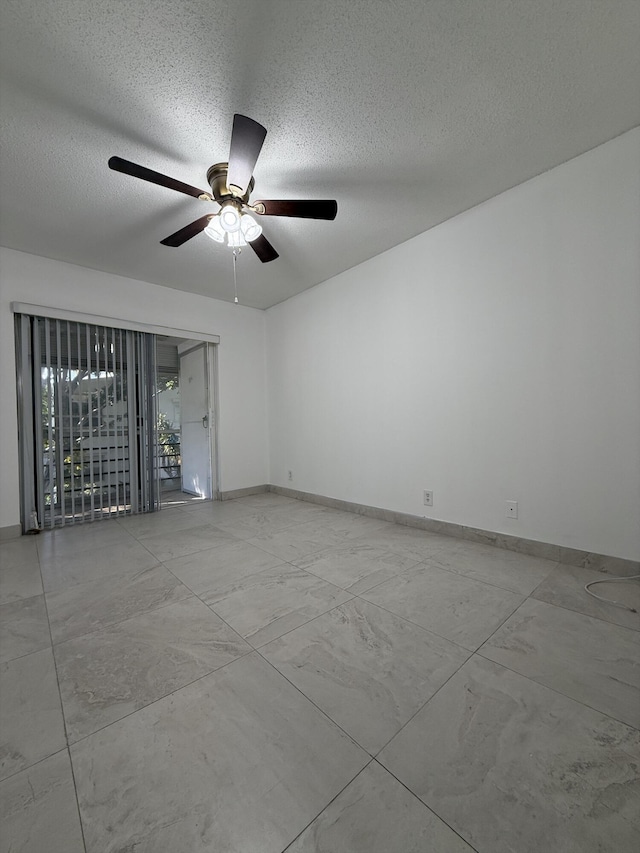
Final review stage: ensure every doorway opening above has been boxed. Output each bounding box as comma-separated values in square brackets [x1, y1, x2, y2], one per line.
[156, 337, 218, 509]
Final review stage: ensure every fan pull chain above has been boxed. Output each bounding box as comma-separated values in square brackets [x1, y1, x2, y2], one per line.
[232, 248, 241, 304]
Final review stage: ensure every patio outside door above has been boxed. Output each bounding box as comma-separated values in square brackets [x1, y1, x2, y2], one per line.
[178, 343, 212, 499]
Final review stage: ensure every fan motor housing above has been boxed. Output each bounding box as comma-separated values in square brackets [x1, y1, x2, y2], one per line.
[207, 163, 254, 204]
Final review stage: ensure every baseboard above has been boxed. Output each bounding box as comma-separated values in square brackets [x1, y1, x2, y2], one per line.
[268, 485, 639, 576]
[0, 523, 23, 542]
[219, 484, 269, 501]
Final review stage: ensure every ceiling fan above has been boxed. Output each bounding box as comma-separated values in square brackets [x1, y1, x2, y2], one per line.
[108, 114, 337, 263]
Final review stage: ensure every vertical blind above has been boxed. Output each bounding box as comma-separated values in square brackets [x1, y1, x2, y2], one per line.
[15, 314, 158, 530]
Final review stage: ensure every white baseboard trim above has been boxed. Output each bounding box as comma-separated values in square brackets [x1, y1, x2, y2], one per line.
[219, 484, 269, 501]
[0, 523, 23, 542]
[268, 485, 639, 576]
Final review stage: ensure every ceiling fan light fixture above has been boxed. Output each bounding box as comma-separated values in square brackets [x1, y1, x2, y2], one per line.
[219, 202, 241, 233]
[240, 213, 262, 243]
[204, 216, 225, 243]
[110, 114, 335, 263]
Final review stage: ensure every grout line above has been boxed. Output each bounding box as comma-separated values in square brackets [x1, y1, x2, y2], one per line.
[35, 524, 138, 557]
[0, 641, 53, 667]
[368, 648, 474, 759]
[349, 592, 476, 655]
[133, 532, 237, 562]
[528, 584, 640, 633]
[375, 544, 553, 597]
[39, 558, 162, 597]
[66, 748, 89, 853]
[279, 759, 376, 852]
[243, 592, 475, 757]
[65, 647, 256, 749]
[526, 561, 562, 599]
[0, 589, 44, 607]
[476, 589, 640, 660]
[372, 757, 481, 853]
[37, 556, 89, 853]
[160, 548, 368, 651]
[47, 585, 196, 648]
[195, 557, 356, 650]
[243, 593, 357, 652]
[160, 554, 286, 595]
[245, 609, 478, 849]
[468, 596, 530, 656]
[253, 645, 373, 754]
[0, 745, 66, 785]
[287, 559, 404, 596]
[473, 652, 640, 732]
[346, 591, 483, 654]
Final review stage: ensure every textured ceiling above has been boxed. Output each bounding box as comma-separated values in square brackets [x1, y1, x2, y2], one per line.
[1, 1, 639, 309]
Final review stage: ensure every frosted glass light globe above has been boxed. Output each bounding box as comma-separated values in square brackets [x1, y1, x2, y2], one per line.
[204, 216, 225, 243]
[219, 204, 241, 233]
[240, 213, 262, 243]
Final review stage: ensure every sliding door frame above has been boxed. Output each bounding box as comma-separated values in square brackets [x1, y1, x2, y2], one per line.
[13, 303, 222, 531]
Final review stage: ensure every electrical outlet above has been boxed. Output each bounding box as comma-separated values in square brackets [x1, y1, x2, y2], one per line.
[506, 500, 518, 519]
[423, 490, 433, 507]
[287, 470, 293, 481]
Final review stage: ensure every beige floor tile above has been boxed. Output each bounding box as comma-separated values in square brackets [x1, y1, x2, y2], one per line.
[0, 594, 50, 663]
[55, 596, 250, 741]
[176, 499, 258, 522]
[116, 507, 205, 538]
[39, 538, 159, 592]
[294, 542, 421, 593]
[0, 750, 84, 853]
[0, 557, 43, 606]
[287, 762, 475, 853]
[37, 521, 134, 561]
[532, 563, 640, 631]
[263, 598, 469, 753]
[46, 563, 192, 644]
[247, 519, 355, 563]
[234, 493, 299, 509]
[0, 536, 39, 569]
[427, 538, 558, 595]
[209, 563, 352, 647]
[481, 597, 640, 728]
[164, 539, 283, 598]
[0, 648, 66, 781]
[4, 505, 638, 852]
[354, 523, 454, 563]
[362, 563, 523, 650]
[214, 505, 320, 539]
[71, 653, 367, 853]
[378, 656, 640, 853]
[137, 523, 236, 561]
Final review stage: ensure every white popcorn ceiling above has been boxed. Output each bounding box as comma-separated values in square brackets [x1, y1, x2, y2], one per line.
[1, 0, 639, 309]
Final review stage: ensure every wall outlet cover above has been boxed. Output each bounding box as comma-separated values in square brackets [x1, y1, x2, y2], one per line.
[423, 490, 433, 507]
[506, 500, 518, 519]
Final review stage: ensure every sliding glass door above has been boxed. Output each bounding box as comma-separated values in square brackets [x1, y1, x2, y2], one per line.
[15, 314, 158, 530]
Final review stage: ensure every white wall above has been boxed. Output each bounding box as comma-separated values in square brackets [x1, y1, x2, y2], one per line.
[267, 129, 640, 560]
[0, 249, 268, 530]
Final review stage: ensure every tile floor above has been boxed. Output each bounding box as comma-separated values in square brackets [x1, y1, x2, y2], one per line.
[1, 493, 639, 852]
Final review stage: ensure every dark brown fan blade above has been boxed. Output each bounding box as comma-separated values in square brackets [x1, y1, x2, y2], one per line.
[109, 156, 210, 200]
[160, 215, 213, 247]
[254, 199, 337, 220]
[249, 233, 279, 263]
[227, 114, 267, 195]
